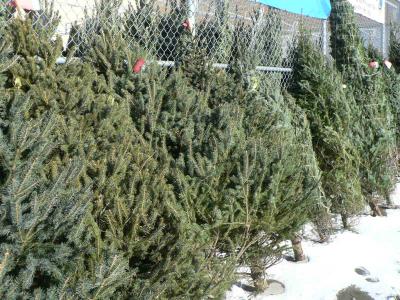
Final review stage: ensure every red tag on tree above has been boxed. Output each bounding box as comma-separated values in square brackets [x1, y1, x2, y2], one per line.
[368, 61, 379, 69]
[133, 58, 145, 73]
[182, 19, 191, 31]
[9, 0, 40, 11]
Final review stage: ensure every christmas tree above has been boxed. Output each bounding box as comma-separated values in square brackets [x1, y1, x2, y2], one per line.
[330, 0, 365, 72]
[389, 23, 400, 72]
[64, 0, 123, 57]
[330, 0, 397, 215]
[290, 30, 364, 228]
[0, 18, 136, 298]
[179, 30, 323, 290]
[0, 91, 95, 299]
[382, 62, 400, 195]
[196, 0, 233, 64]
[2, 18, 229, 299]
[79, 27, 239, 298]
[124, 0, 159, 55]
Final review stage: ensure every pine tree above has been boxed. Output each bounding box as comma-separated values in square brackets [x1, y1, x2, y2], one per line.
[179, 31, 323, 290]
[290, 31, 364, 228]
[0, 18, 136, 298]
[389, 23, 400, 72]
[0, 92, 94, 299]
[124, 0, 159, 56]
[330, 0, 365, 73]
[78, 27, 239, 298]
[64, 0, 123, 57]
[330, 0, 397, 215]
[196, 0, 233, 64]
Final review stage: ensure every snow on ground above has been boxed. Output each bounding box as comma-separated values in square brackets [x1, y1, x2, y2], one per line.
[226, 184, 400, 300]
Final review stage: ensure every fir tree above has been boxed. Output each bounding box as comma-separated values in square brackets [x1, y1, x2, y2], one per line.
[64, 0, 123, 57]
[389, 23, 400, 72]
[0, 8, 10, 89]
[3, 19, 218, 299]
[330, 0, 397, 215]
[386, 25, 400, 166]
[290, 31, 364, 228]
[0, 43, 95, 297]
[79, 28, 239, 298]
[179, 32, 323, 290]
[124, 0, 159, 56]
[0, 18, 135, 298]
[156, 0, 188, 61]
[196, 1, 233, 64]
[330, 0, 365, 72]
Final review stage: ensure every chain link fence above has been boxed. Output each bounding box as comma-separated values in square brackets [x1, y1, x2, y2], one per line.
[0, 0, 398, 89]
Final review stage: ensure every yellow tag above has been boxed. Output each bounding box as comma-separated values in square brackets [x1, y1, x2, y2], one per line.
[14, 77, 22, 89]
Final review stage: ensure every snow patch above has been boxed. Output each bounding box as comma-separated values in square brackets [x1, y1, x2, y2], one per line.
[226, 185, 400, 300]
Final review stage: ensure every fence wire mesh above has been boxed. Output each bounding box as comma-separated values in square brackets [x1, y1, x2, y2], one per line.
[0, 0, 398, 89]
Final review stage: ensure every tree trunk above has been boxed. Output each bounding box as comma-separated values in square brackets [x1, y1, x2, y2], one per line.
[385, 191, 392, 206]
[368, 196, 383, 217]
[341, 213, 349, 229]
[312, 206, 331, 243]
[291, 235, 306, 262]
[250, 262, 268, 292]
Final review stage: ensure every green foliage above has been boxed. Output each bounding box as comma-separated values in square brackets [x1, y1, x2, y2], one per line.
[105, 1, 283, 74]
[124, 0, 159, 55]
[0, 12, 10, 88]
[183, 35, 322, 288]
[290, 31, 364, 225]
[366, 43, 383, 62]
[78, 28, 238, 299]
[124, 0, 188, 61]
[0, 19, 135, 299]
[330, 0, 365, 72]
[0, 94, 93, 299]
[352, 69, 397, 203]
[6, 2, 400, 297]
[64, 0, 123, 57]
[196, 1, 233, 64]
[383, 63, 400, 153]
[330, 0, 397, 210]
[389, 23, 400, 72]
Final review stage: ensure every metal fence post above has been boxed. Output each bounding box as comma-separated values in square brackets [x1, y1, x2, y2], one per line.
[323, 19, 328, 55]
[382, 22, 386, 57]
[187, 0, 198, 36]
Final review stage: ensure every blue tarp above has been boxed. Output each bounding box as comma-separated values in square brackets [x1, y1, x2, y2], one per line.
[257, 0, 331, 20]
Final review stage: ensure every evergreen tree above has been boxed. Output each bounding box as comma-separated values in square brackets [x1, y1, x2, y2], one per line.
[64, 0, 123, 57]
[179, 31, 323, 290]
[330, 0, 397, 215]
[386, 25, 400, 165]
[330, 0, 365, 73]
[124, 0, 159, 56]
[0, 18, 135, 299]
[290, 31, 364, 228]
[79, 28, 239, 298]
[389, 23, 400, 72]
[0, 92, 94, 299]
[0, 0, 12, 87]
[382, 66, 400, 196]
[3, 18, 222, 299]
[196, 0, 233, 64]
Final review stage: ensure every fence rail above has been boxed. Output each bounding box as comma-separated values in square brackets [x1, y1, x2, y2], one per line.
[0, 0, 397, 89]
